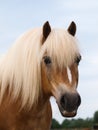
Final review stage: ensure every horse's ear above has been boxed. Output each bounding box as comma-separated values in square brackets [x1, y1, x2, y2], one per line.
[67, 21, 76, 36]
[42, 21, 51, 43]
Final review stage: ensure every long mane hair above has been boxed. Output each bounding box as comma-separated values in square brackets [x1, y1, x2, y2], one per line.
[0, 26, 79, 108]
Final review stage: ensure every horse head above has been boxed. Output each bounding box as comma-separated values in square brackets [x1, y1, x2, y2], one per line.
[41, 21, 81, 117]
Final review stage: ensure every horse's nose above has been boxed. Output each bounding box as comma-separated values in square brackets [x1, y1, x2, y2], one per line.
[60, 92, 81, 112]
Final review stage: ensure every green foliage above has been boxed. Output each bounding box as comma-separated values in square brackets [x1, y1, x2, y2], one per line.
[93, 111, 98, 123]
[51, 110, 98, 129]
[51, 117, 93, 129]
[51, 119, 61, 129]
[61, 119, 70, 128]
[61, 118, 93, 129]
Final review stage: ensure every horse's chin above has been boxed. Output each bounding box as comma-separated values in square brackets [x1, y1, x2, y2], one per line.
[57, 103, 77, 117]
[60, 110, 77, 117]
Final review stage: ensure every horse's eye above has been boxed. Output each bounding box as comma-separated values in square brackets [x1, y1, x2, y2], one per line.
[75, 55, 81, 65]
[43, 56, 51, 65]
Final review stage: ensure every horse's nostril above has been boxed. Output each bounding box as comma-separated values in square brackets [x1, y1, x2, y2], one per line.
[60, 95, 67, 108]
[77, 94, 81, 106]
[60, 95, 69, 110]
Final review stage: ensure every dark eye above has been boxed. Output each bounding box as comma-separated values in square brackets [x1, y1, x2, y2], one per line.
[43, 56, 52, 65]
[75, 55, 81, 65]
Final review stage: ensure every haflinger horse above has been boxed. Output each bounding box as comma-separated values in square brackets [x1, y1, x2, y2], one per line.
[0, 21, 81, 130]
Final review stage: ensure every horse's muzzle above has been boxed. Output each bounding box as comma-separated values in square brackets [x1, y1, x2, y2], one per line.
[57, 92, 81, 117]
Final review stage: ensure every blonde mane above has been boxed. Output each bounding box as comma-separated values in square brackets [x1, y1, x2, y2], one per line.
[41, 29, 80, 68]
[0, 27, 80, 108]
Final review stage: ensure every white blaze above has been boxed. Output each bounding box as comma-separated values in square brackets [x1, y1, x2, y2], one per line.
[67, 67, 72, 83]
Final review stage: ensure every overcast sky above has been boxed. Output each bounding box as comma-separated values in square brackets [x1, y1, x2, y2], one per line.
[0, 0, 98, 123]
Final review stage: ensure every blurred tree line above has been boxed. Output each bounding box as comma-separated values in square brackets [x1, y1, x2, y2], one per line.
[51, 110, 98, 129]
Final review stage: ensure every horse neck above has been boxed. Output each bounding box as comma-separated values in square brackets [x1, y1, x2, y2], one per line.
[20, 94, 52, 130]
[0, 90, 52, 130]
